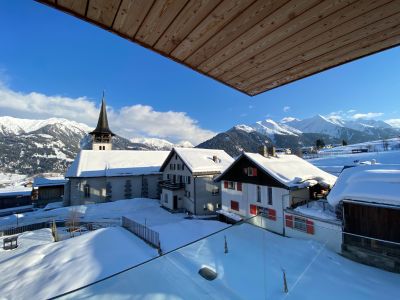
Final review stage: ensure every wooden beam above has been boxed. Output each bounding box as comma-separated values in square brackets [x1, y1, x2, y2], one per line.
[221, 0, 393, 83]
[135, 0, 189, 47]
[57, 0, 87, 15]
[86, 0, 122, 28]
[170, 0, 256, 61]
[183, 0, 290, 66]
[112, 0, 155, 38]
[246, 25, 400, 95]
[231, 2, 400, 90]
[154, 0, 222, 55]
[201, 0, 339, 76]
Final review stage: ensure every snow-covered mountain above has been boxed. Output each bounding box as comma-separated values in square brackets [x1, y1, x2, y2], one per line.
[199, 115, 400, 156]
[130, 138, 194, 150]
[0, 116, 182, 176]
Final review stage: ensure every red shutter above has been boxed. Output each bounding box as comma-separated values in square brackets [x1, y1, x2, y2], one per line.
[306, 219, 314, 234]
[237, 182, 242, 191]
[250, 204, 257, 215]
[253, 168, 258, 176]
[231, 201, 239, 211]
[224, 181, 228, 189]
[268, 208, 276, 221]
[285, 215, 293, 228]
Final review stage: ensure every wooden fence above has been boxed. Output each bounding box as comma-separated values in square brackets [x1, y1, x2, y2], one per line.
[122, 216, 161, 252]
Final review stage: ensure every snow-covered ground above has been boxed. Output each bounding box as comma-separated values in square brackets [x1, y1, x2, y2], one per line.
[0, 172, 28, 188]
[309, 150, 400, 175]
[0, 198, 228, 299]
[62, 223, 400, 300]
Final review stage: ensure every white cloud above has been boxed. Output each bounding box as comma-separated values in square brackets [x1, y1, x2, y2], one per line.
[0, 85, 215, 145]
[385, 119, 400, 128]
[352, 112, 384, 119]
[283, 106, 290, 112]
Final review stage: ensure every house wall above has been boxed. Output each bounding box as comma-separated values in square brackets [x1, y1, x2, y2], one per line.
[161, 151, 221, 215]
[284, 210, 342, 253]
[66, 174, 162, 206]
[36, 185, 64, 208]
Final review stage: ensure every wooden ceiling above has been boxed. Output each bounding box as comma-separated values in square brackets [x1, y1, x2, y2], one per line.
[37, 0, 400, 96]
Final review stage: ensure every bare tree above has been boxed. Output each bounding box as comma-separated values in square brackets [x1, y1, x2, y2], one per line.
[66, 208, 81, 238]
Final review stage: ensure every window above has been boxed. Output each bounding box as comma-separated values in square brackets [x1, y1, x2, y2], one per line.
[164, 193, 168, 203]
[231, 200, 239, 211]
[187, 176, 191, 184]
[236, 182, 242, 191]
[244, 167, 257, 176]
[294, 216, 307, 232]
[182, 164, 185, 170]
[167, 174, 170, 180]
[267, 187, 273, 205]
[267, 208, 276, 221]
[250, 204, 257, 215]
[84, 184, 90, 198]
[99, 146, 102, 150]
[216, 203, 220, 209]
[177, 164, 181, 170]
[212, 187, 219, 195]
[224, 181, 235, 189]
[257, 186, 261, 203]
[185, 190, 191, 198]
[124, 180, 132, 199]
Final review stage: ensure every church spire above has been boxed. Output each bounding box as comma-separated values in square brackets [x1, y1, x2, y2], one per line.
[89, 92, 114, 150]
[90, 92, 115, 136]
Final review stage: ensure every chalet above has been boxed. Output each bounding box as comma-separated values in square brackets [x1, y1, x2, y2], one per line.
[327, 165, 400, 272]
[32, 177, 67, 208]
[64, 95, 169, 205]
[159, 148, 233, 215]
[216, 147, 339, 248]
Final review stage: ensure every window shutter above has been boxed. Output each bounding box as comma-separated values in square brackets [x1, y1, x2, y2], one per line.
[224, 181, 228, 189]
[253, 168, 258, 176]
[250, 204, 257, 215]
[285, 215, 293, 228]
[243, 167, 248, 175]
[231, 201, 239, 211]
[306, 220, 314, 234]
[268, 208, 276, 221]
[237, 182, 242, 191]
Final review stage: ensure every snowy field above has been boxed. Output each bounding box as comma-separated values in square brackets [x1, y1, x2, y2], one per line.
[0, 199, 228, 299]
[62, 223, 400, 300]
[309, 150, 400, 175]
[0, 172, 28, 188]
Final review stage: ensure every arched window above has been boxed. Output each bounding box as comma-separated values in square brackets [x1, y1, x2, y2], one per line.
[84, 184, 91, 198]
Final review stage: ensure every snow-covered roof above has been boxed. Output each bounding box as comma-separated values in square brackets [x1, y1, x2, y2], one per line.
[65, 150, 170, 178]
[242, 153, 337, 188]
[170, 148, 234, 174]
[327, 165, 400, 207]
[0, 186, 32, 197]
[33, 177, 67, 187]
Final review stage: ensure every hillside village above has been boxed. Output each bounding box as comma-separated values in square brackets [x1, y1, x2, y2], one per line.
[0, 96, 399, 299]
[2, 1, 400, 299]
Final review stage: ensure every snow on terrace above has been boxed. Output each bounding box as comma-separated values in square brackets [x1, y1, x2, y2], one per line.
[327, 164, 400, 207]
[65, 150, 170, 177]
[244, 153, 337, 188]
[0, 199, 228, 299]
[173, 147, 234, 174]
[62, 223, 400, 300]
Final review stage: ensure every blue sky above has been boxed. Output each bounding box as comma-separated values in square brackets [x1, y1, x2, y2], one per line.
[0, 1, 399, 144]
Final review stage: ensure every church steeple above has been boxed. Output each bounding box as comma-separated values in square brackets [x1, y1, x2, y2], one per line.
[89, 92, 114, 150]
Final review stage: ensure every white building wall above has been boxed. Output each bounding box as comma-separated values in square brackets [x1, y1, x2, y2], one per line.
[284, 210, 342, 253]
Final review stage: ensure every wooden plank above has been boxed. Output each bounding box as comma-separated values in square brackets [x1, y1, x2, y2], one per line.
[86, 0, 122, 27]
[184, 0, 290, 66]
[112, 0, 155, 38]
[231, 1, 400, 90]
[154, 0, 222, 54]
[205, 0, 352, 78]
[135, 0, 189, 47]
[170, 0, 256, 61]
[246, 25, 400, 95]
[57, 0, 87, 15]
[222, 0, 392, 83]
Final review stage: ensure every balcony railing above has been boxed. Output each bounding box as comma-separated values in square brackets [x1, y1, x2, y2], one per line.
[159, 180, 185, 190]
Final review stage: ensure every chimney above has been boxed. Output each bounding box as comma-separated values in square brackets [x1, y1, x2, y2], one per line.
[258, 145, 268, 157]
[268, 146, 276, 157]
[212, 155, 219, 163]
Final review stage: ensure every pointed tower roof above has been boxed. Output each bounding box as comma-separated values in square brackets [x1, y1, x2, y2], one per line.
[89, 93, 115, 136]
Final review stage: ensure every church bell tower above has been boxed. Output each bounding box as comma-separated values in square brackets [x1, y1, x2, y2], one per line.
[89, 93, 115, 151]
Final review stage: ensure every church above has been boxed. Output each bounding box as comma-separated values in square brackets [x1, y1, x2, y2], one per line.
[64, 96, 169, 206]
